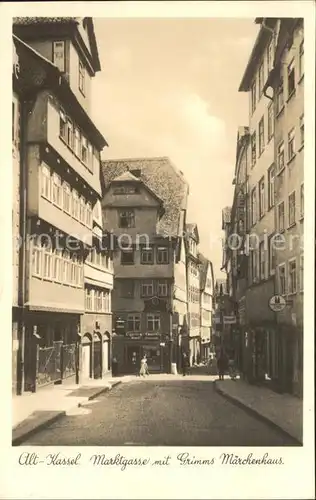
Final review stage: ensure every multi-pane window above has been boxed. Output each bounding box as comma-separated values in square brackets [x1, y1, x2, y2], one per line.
[259, 177, 265, 218]
[79, 60, 85, 95]
[157, 247, 169, 264]
[258, 117, 265, 156]
[74, 127, 81, 157]
[53, 41, 65, 73]
[258, 61, 264, 96]
[86, 202, 93, 228]
[63, 251, 71, 284]
[278, 201, 285, 232]
[52, 173, 62, 207]
[81, 136, 88, 164]
[32, 238, 42, 277]
[41, 164, 51, 199]
[66, 119, 73, 148]
[118, 210, 135, 228]
[251, 250, 257, 282]
[147, 313, 160, 332]
[87, 143, 93, 173]
[300, 183, 304, 219]
[299, 115, 304, 146]
[121, 248, 134, 265]
[299, 40, 304, 78]
[63, 182, 71, 213]
[251, 187, 257, 226]
[288, 128, 295, 161]
[259, 241, 265, 280]
[267, 102, 274, 141]
[276, 78, 284, 114]
[299, 254, 304, 291]
[127, 314, 141, 332]
[277, 141, 285, 172]
[59, 110, 67, 140]
[52, 249, 63, 282]
[267, 37, 274, 72]
[43, 244, 52, 279]
[141, 247, 154, 264]
[72, 190, 80, 219]
[288, 259, 297, 294]
[278, 264, 286, 295]
[79, 196, 86, 224]
[158, 280, 168, 297]
[141, 280, 154, 297]
[268, 234, 276, 275]
[287, 59, 295, 97]
[251, 132, 256, 167]
[268, 164, 275, 209]
[85, 288, 92, 311]
[251, 80, 256, 114]
[288, 191, 296, 226]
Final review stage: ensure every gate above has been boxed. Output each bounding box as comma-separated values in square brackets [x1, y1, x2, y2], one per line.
[36, 341, 62, 387]
[61, 343, 77, 380]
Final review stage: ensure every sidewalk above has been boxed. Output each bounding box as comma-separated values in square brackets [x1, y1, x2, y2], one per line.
[12, 375, 131, 445]
[214, 378, 303, 444]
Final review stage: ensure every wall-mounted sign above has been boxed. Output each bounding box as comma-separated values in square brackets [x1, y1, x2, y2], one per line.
[268, 295, 286, 312]
[223, 315, 236, 325]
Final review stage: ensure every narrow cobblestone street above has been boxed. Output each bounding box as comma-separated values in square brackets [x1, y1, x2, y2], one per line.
[22, 377, 297, 446]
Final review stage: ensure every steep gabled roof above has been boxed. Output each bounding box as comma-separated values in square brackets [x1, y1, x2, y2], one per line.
[13, 17, 101, 74]
[185, 222, 200, 243]
[198, 253, 215, 292]
[101, 157, 189, 238]
[13, 34, 107, 150]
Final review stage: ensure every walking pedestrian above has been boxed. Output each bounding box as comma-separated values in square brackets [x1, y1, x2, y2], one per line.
[182, 352, 189, 376]
[112, 356, 118, 377]
[217, 349, 228, 381]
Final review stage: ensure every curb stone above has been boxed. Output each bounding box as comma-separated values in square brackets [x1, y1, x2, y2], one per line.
[213, 380, 302, 445]
[12, 380, 123, 445]
[12, 410, 66, 446]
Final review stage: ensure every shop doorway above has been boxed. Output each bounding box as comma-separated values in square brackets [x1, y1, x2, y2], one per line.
[126, 345, 141, 374]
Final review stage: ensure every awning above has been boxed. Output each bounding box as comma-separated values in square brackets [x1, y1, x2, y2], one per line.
[84, 277, 113, 288]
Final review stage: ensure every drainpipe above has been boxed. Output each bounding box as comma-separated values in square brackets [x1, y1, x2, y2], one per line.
[17, 97, 29, 394]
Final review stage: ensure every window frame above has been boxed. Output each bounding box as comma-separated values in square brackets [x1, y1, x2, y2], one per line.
[267, 102, 274, 141]
[277, 201, 285, 232]
[251, 132, 256, 167]
[299, 114, 304, 147]
[287, 58, 295, 98]
[268, 164, 276, 209]
[79, 59, 86, 95]
[118, 209, 135, 229]
[251, 186, 257, 226]
[127, 314, 141, 332]
[299, 254, 304, 292]
[52, 172, 62, 208]
[158, 280, 169, 297]
[140, 246, 154, 265]
[288, 258, 297, 295]
[288, 128, 296, 161]
[300, 183, 304, 219]
[121, 248, 135, 265]
[52, 41, 65, 73]
[258, 116, 265, 156]
[41, 164, 51, 200]
[259, 176, 265, 218]
[251, 79, 257, 114]
[277, 140, 285, 172]
[141, 280, 154, 298]
[157, 247, 169, 264]
[276, 77, 284, 114]
[278, 263, 287, 296]
[288, 190, 296, 227]
[259, 240, 265, 281]
[147, 313, 160, 332]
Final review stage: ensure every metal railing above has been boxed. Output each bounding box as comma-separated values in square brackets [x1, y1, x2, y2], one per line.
[36, 341, 62, 387]
[61, 343, 77, 379]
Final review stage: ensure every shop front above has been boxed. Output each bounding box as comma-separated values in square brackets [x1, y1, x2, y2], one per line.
[112, 334, 170, 374]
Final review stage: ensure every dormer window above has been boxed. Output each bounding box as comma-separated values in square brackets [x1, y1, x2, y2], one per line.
[113, 185, 138, 195]
[79, 60, 86, 95]
[53, 41, 65, 73]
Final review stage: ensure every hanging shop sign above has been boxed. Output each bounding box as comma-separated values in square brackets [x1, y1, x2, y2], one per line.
[268, 295, 286, 312]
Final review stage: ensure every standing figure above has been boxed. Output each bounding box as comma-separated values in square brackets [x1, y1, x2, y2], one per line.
[217, 349, 228, 381]
[139, 354, 148, 378]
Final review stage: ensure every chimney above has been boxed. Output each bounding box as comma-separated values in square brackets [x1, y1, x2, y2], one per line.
[130, 169, 141, 178]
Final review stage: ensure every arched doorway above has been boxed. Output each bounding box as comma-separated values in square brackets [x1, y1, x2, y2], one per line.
[82, 333, 92, 380]
[93, 332, 102, 379]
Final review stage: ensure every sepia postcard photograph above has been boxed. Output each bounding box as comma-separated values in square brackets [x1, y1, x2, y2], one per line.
[0, 1, 315, 499]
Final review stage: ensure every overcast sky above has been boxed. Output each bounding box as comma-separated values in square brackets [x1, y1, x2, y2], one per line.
[90, 18, 259, 278]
